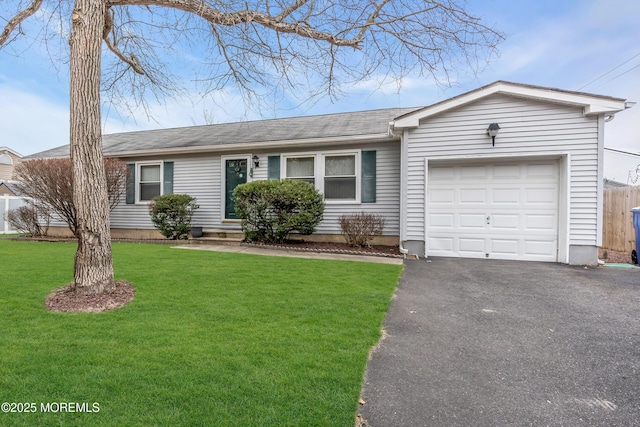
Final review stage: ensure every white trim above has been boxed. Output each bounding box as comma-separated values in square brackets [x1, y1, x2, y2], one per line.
[596, 114, 605, 247]
[321, 151, 361, 204]
[220, 154, 252, 221]
[0, 147, 23, 158]
[281, 152, 317, 183]
[423, 157, 429, 258]
[392, 81, 627, 130]
[559, 154, 571, 264]
[136, 161, 163, 204]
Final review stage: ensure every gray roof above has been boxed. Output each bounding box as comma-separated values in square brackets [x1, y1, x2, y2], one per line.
[0, 181, 22, 196]
[28, 107, 420, 159]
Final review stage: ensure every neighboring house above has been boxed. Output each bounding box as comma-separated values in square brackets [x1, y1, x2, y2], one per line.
[0, 148, 26, 234]
[0, 181, 28, 234]
[0, 146, 22, 182]
[603, 147, 640, 187]
[28, 81, 631, 264]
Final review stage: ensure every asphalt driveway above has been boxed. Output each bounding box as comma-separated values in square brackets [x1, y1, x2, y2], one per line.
[360, 258, 640, 426]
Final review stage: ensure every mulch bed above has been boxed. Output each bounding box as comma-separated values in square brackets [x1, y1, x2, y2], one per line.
[45, 281, 135, 313]
[243, 240, 404, 258]
[598, 248, 635, 264]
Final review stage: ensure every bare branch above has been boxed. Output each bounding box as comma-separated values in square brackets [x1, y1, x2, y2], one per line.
[0, 0, 43, 46]
[275, 0, 310, 22]
[106, 0, 364, 48]
[103, 7, 146, 75]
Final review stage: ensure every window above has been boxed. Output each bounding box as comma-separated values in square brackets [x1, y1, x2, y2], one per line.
[126, 161, 174, 204]
[285, 156, 315, 184]
[324, 155, 356, 200]
[281, 151, 367, 203]
[139, 164, 161, 201]
[0, 154, 13, 165]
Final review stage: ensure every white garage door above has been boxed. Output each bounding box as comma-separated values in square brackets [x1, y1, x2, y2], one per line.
[427, 160, 559, 261]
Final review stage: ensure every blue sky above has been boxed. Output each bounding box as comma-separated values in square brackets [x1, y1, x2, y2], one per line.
[1, 0, 639, 156]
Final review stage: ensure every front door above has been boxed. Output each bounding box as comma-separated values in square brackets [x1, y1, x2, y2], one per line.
[225, 159, 248, 219]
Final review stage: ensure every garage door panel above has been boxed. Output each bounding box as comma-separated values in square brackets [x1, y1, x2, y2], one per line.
[492, 188, 521, 204]
[460, 165, 488, 179]
[429, 237, 454, 253]
[490, 239, 519, 255]
[429, 213, 455, 229]
[525, 240, 557, 256]
[427, 160, 558, 262]
[430, 188, 455, 204]
[493, 164, 521, 178]
[458, 237, 486, 255]
[491, 214, 520, 230]
[429, 167, 455, 180]
[459, 188, 487, 204]
[526, 214, 557, 231]
[527, 163, 557, 178]
[525, 187, 557, 204]
[459, 213, 486, 229]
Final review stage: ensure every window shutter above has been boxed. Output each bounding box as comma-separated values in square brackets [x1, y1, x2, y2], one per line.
[268, 156, 281, 180]
[126, 163, 135, 204]
[163, 161, 174, 194]
[361, 151, 376, 203]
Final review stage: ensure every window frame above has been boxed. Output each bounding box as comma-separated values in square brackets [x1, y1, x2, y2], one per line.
[281, 150, 361, 204]
[283, 153, 317, 185]
[136, 162, 163, 204]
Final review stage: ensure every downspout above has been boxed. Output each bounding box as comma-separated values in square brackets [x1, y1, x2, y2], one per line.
[398, 127, 409, 257]
[389, 121, 409, 258]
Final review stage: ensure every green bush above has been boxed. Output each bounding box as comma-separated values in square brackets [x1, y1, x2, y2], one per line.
[149, 194, 199, 240]
[233, 179, 325, 243]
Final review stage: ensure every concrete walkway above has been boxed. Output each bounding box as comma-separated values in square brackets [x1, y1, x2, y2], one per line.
[173, 244, 404, 265]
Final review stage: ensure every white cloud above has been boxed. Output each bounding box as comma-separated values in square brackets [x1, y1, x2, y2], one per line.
[0, 82, 69, 156]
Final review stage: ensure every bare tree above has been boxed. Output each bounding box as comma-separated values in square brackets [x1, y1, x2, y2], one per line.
[12, 158, 129, 237]
[1, 0, 502, 295]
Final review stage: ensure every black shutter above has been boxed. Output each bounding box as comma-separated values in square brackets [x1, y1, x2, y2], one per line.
[268, 156, 281, 180]
[126, 163, 135, 204]
[163, 161, 174, 194]
[361, 151, 376, 203]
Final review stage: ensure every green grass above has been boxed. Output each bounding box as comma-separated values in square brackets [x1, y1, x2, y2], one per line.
[0, 240, 402, 426]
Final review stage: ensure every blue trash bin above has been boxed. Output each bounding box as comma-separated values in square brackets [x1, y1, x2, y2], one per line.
[632, 207, 640, 264]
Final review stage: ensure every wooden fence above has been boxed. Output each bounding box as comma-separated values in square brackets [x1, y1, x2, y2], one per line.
[602, 186, 640, 253]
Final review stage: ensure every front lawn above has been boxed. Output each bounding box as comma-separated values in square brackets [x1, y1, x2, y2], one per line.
[0, 240, 402, 426]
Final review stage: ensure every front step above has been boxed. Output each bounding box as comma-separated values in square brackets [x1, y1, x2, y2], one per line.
[189, 229, 244, 246]
[202, 229, 244, 239]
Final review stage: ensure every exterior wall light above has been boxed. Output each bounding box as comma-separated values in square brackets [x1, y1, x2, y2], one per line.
[252, 155, 260, 168]
[487, 123, 500, 146]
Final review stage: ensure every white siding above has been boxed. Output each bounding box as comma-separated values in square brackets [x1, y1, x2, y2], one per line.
[110, 141, 401, 236]
[406, 94, 600, 246]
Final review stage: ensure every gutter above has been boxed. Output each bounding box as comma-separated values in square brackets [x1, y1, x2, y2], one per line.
[104, 133, 398, 159]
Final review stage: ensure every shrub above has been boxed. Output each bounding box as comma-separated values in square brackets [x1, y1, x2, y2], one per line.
[233, 179, 324, 243]
[12, 157, 129, 237]
[6, 204, 50, 236]
[339, 212, 386, 247]
[149, 194, 199, 240]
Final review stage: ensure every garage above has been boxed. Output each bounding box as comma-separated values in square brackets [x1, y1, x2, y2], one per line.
[426, 159, 559, 261]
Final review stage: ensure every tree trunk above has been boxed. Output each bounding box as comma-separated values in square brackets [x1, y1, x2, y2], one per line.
[69, 0, 115, 295]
